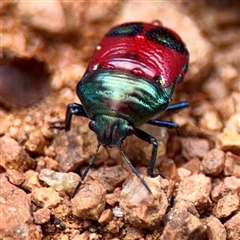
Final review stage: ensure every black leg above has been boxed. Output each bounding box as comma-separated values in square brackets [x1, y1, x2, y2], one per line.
[72, 144, 101, 197]
[147, 101, 189, 130]
[120, 142, 152, 194]
[134, 128, 158, 177]
[50, 103, 88, 131]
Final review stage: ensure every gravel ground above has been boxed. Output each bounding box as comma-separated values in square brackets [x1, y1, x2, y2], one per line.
[0, 1, 240, 240]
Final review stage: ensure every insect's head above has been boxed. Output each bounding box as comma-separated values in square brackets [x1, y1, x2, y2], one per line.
[89, 115, 134, 148]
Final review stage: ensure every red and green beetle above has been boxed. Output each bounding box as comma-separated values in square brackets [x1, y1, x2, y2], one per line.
[52, 21, 189, 196]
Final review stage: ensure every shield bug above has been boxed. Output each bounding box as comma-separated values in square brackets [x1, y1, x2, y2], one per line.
[51, 21, 189, 196]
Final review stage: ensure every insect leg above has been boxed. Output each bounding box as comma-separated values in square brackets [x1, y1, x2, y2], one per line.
[147, 101, 189, 132]
[120, 142, 152, 194]
[72, 144, 101, 197]
[134, 128, 158, 178]
[147, 119, 179, 129]
[50, 103, 88, 131]
[165, 101, 189, 112]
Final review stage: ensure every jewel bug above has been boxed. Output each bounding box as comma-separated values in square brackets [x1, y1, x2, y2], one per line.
[51, 21, 189, 196]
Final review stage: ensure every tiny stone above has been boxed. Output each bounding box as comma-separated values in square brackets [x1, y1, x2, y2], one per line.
[226, 113, 240, 132]
[24, 130, 46, 154]
[211, 176, 240, 202]
[21, 170, 42, 192]
[0, 174, 42, 239]
[18, 1, 66, 33]
[36, 156, 58, 172]
[52, 199, 72, 219]
[98, 209, 113, 224]
[31, 187, 62, 208]
[224, 212, 240, 240]
[33, 207, 51, 225]
[71, 181, 106, 220]
[52, 124, 102, 172]
[199, 110, 223, 131]
[124, 226, 144, 240]
[181, 137, 210, 160]
[0, 135, 36, 172]
[61, 235, 69, 240]
[177, 167, 191, 180]
[202, 149, 225, 176]
[215, 96, 235, 121]
[213, 193, 239, 219]
[203, 77, 228, 100]
[6, 169, 25, 186]
[181, 158, 201, 174]
[158, 158, 180, 181]
[105, 188, 121, 206]
[52, 130, 84, 172]
[95, 165, 129, 192]
[202, 216, 227, 240]
[224, 152, 240, 178]
[89, 233, 99, 240]
[217, 128, 240, 155]
[112, 206, 124, 218]
[72, 231, 90, 240]
[106, 219, 121, 234]
[39, 169, 80, 195]
[120, 175, 169, 229]
[160, 200, 206, 240]
[83, 220, 91, 228]
[175, 174, 212, 209]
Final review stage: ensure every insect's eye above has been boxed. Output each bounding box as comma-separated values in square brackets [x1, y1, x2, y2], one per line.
[89, 120, 95, 131]
[127, 125, 135, 136]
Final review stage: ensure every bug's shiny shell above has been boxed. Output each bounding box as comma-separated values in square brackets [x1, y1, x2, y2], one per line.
[52, 22, 190, 196]
[87, 22, 189, 88]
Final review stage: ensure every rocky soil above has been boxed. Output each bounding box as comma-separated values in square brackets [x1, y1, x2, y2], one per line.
[0, 1, 240, 240]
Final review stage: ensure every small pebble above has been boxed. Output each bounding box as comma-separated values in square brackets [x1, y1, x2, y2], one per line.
[201, 149, 225, 176]
[181, 158, 201, 174]
[105, 188, 121, 206]
[39, 169, 80, 195]
[0, 135, 36, 172]
[224, 212, 240, 240]
[161, 200, 206, 240]
[6, 169, 25, 186]
[95, 165, 129, 192]
[112, 206, 124, 218]
[217, 128, 240, 155]
[31, 187, 62, 208]
[181, 137, 210, 160]
[199, 110, 223, 131]
[0, 174, 42, 239]
[202, 216, 227, 240]
[21, 170, 42, 192]
[213, 193, 239, 219]
[33, 207, 51, 225]
[175, 174, 212, 209]
[224, 152, 240, 178]
[120, 175, 169, 229]
[71, 181, 106, 220]
[98, 209, 113, 224]
[211, 176, 240, 202]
